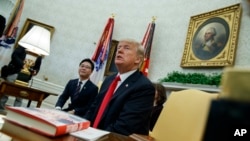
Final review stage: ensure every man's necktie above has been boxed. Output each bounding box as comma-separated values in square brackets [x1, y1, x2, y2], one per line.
[93, 75, 120, 128]
[73, 81, 82, 100]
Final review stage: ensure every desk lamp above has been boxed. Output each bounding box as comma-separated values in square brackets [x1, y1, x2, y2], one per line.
[15, 25, 51, 86]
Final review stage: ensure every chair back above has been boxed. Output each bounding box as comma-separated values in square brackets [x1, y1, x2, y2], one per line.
[150, 89, 218, 141]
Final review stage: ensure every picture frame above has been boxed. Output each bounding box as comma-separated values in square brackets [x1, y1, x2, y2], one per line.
[104, 40, 118, 76]
[181, 3, 242, 67]
[14, 18, 55, 53]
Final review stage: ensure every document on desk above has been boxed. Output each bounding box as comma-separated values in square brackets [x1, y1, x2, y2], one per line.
[70, 127, 110, 141]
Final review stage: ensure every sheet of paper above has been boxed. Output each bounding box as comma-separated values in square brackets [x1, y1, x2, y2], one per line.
[70, 127, 110, 141]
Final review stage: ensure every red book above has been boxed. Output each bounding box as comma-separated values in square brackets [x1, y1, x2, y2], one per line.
[4, 106, 90, 137]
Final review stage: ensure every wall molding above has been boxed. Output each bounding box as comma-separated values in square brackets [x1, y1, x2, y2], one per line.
[162, 82, 220, 93]
[162, 82, 220, 97]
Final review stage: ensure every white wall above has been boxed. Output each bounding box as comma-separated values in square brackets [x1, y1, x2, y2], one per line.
[3, 0, 250, 88]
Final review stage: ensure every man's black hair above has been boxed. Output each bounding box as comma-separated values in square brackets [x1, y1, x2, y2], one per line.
[79, 58, 95, 71]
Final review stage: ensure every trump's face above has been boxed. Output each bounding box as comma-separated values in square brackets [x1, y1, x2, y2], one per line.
[114, 40, 140, 73]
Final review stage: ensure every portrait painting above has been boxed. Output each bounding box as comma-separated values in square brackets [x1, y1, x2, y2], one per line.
[192, 17, 229, 60]
[104, 40, 118, 76]
[181, 3, 242, 67]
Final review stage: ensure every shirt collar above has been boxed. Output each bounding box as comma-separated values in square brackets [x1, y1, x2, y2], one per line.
[118, 69, 137, 83]
[78, 79, 88, 85]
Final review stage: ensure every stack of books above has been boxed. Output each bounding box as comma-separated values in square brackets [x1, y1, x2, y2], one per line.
[1, 107, 89, 140]
[1, 106, 112, 141]
[3, 106, 90, 136]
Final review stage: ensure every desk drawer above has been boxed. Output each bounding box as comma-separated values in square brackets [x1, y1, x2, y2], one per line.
[1, 85, 44, 100]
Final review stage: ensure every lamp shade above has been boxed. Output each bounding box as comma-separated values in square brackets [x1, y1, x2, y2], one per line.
[18, 25, 51, 56]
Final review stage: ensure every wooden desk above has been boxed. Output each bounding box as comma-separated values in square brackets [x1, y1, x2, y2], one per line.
[0, 81, 58, 108]
[0, 131, 135, 141]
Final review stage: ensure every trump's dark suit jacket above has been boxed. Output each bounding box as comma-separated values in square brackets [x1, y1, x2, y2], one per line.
[55, 79, 98, 117]
[84, 70, 155, 136]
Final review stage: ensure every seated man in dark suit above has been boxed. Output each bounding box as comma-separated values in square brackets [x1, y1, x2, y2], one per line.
[55, 58, 98, 117]
[84, 39, 155, 136]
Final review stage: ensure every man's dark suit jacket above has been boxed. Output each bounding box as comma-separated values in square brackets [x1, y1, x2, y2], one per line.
[84, 70, 155, 136]
[55, 79, 98, 117]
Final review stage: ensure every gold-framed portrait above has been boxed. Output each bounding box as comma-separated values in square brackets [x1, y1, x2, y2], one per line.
[104, 40, 118, 76]
[181, 3, 242, 67]
[14, 18, 55, 51]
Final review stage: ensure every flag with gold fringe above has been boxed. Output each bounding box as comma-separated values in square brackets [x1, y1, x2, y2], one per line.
[90, 17, 115, 85]
[140, 18, 156, 77]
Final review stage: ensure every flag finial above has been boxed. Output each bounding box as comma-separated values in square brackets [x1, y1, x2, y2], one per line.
[152, 16, 157, 23]
[111, 13, 116, 19]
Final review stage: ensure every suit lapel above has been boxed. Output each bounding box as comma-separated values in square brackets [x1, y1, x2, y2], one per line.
[112, 70, 140, 98]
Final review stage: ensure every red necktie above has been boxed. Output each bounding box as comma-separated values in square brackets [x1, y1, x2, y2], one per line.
[93, 75, 120, 128]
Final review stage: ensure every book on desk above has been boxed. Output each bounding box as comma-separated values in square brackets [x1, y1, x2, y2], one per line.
[4, 106, 90, 137]
[1, 120, 78, 141]
[1, 120, 139, 141]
